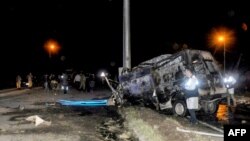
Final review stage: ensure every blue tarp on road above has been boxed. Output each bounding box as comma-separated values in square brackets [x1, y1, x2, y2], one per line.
[58, 99, 108, 107]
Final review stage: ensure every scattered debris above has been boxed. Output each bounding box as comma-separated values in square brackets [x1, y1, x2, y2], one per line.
[0, 128, 6, 132]
[198, 120, 224, 133]
[103, 119, 116, 126]
[97, 118, 137, 141]
[58, 114, 64, 119]
[25, 115, 51, 126]
[153, 125, 159, 130]
[118, 132, 132, 140]
[236, 96, 250, 104]
[233, 103, 250, 122]
[45, 102, 56, 107]
[176, 127, 223, 137]
[18, 105, 25, 111]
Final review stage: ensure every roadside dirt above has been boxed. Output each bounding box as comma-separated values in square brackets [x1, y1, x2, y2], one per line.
[120, 106, 223, 141]
[0, 89, 135, 141]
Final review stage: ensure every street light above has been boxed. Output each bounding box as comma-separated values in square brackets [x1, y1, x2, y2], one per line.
[44, 39, 60, 58]
[209, 27, 235, 75]
[49, 44, 55, 58]
[218, 35, 226, 74]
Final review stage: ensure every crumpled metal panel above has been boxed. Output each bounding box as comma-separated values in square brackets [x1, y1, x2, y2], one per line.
[119, 49, 226, 99]
[119, 67, 155, 96]
[139, 54, 172, 66]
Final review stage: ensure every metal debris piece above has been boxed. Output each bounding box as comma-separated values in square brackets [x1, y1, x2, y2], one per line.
[25, 115, 51, 126]
[176, 127, 223, 137]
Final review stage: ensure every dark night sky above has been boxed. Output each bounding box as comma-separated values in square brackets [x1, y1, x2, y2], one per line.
[0, 0, 250, 88]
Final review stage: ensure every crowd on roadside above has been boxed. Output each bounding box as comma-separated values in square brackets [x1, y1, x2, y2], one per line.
[16, 72, 34, 89]
[41, 71, 97, 93]
[15, 69, 115, 93]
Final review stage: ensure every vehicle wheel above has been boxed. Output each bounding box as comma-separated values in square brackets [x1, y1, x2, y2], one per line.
[204, 101, 217, 114]
[172, 100, 187, 117]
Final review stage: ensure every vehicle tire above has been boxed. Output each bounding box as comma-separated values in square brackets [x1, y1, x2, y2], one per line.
[204, 101, 218, 114]
[172, 100, 187, 117]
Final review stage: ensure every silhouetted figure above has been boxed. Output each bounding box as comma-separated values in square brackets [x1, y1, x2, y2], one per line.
[60, 73, 69, 94]
[89, 74, 95, 93]
[44, 74, 49, 93]
[16, 75, 22, 89]
[74, 73, 81, 90]
[79, 73, 86, 92]
[27, 72, 33, 89]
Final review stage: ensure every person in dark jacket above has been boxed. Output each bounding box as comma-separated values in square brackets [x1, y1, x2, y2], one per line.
[60, 73, 69, 94]
[183, 68, 199, 124]
[61, 73, 68, 86]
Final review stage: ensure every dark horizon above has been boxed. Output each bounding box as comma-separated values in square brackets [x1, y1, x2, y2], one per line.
[1, 0, 250, 89]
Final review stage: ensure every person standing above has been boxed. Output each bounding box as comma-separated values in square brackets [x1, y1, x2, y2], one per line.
[74, 73, 81, 90]
[224, 74, 237, 107]
[16, 75, 22, 89]
[89, 74, 95, 93]
[60, 73, 68, 94]
[183, 68, 199, 124]
[44, 74, 49, 93]
[27, 72, 33, 89]
[79, 73, 86, 92]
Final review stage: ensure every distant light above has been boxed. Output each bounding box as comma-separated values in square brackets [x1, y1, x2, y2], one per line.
[242, 22, 248, 31]
[100, 72, 106, 77]
[224, 75, 236, 88]
[44, 39, 61, 56]
[50, 45, 55, 50]
[208, 27, 235, 50]
[218, 36, 224, 42]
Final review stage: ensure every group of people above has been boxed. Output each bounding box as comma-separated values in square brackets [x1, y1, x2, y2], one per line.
[16, 73, 33, 89]
[73, 72, 95, 93]
[43, 73, 67, 92]
[41, 71, 96, 93]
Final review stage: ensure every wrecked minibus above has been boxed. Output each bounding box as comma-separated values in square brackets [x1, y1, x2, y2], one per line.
[104, 49, 230, 116]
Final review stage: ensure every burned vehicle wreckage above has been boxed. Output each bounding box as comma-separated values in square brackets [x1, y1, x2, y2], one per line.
[105, 49, 229, 116]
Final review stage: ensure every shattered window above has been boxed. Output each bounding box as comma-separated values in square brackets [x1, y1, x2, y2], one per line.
[205, 60, 216, 73]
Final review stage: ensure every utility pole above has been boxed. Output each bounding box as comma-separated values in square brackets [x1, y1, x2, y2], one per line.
[223, 42, 226, 74]
[123, 0, 131, 69]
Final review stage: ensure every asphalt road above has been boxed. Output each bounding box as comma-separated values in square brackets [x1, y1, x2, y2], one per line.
[0, 88, 118, 141]
[1, 87, 249, 141]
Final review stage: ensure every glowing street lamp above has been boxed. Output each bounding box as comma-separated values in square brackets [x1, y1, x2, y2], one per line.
[217, 35, 226, 74]
[209, 27, 235, 74]
[44, 39, 60, 58]
[49, 44, 55, 58]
